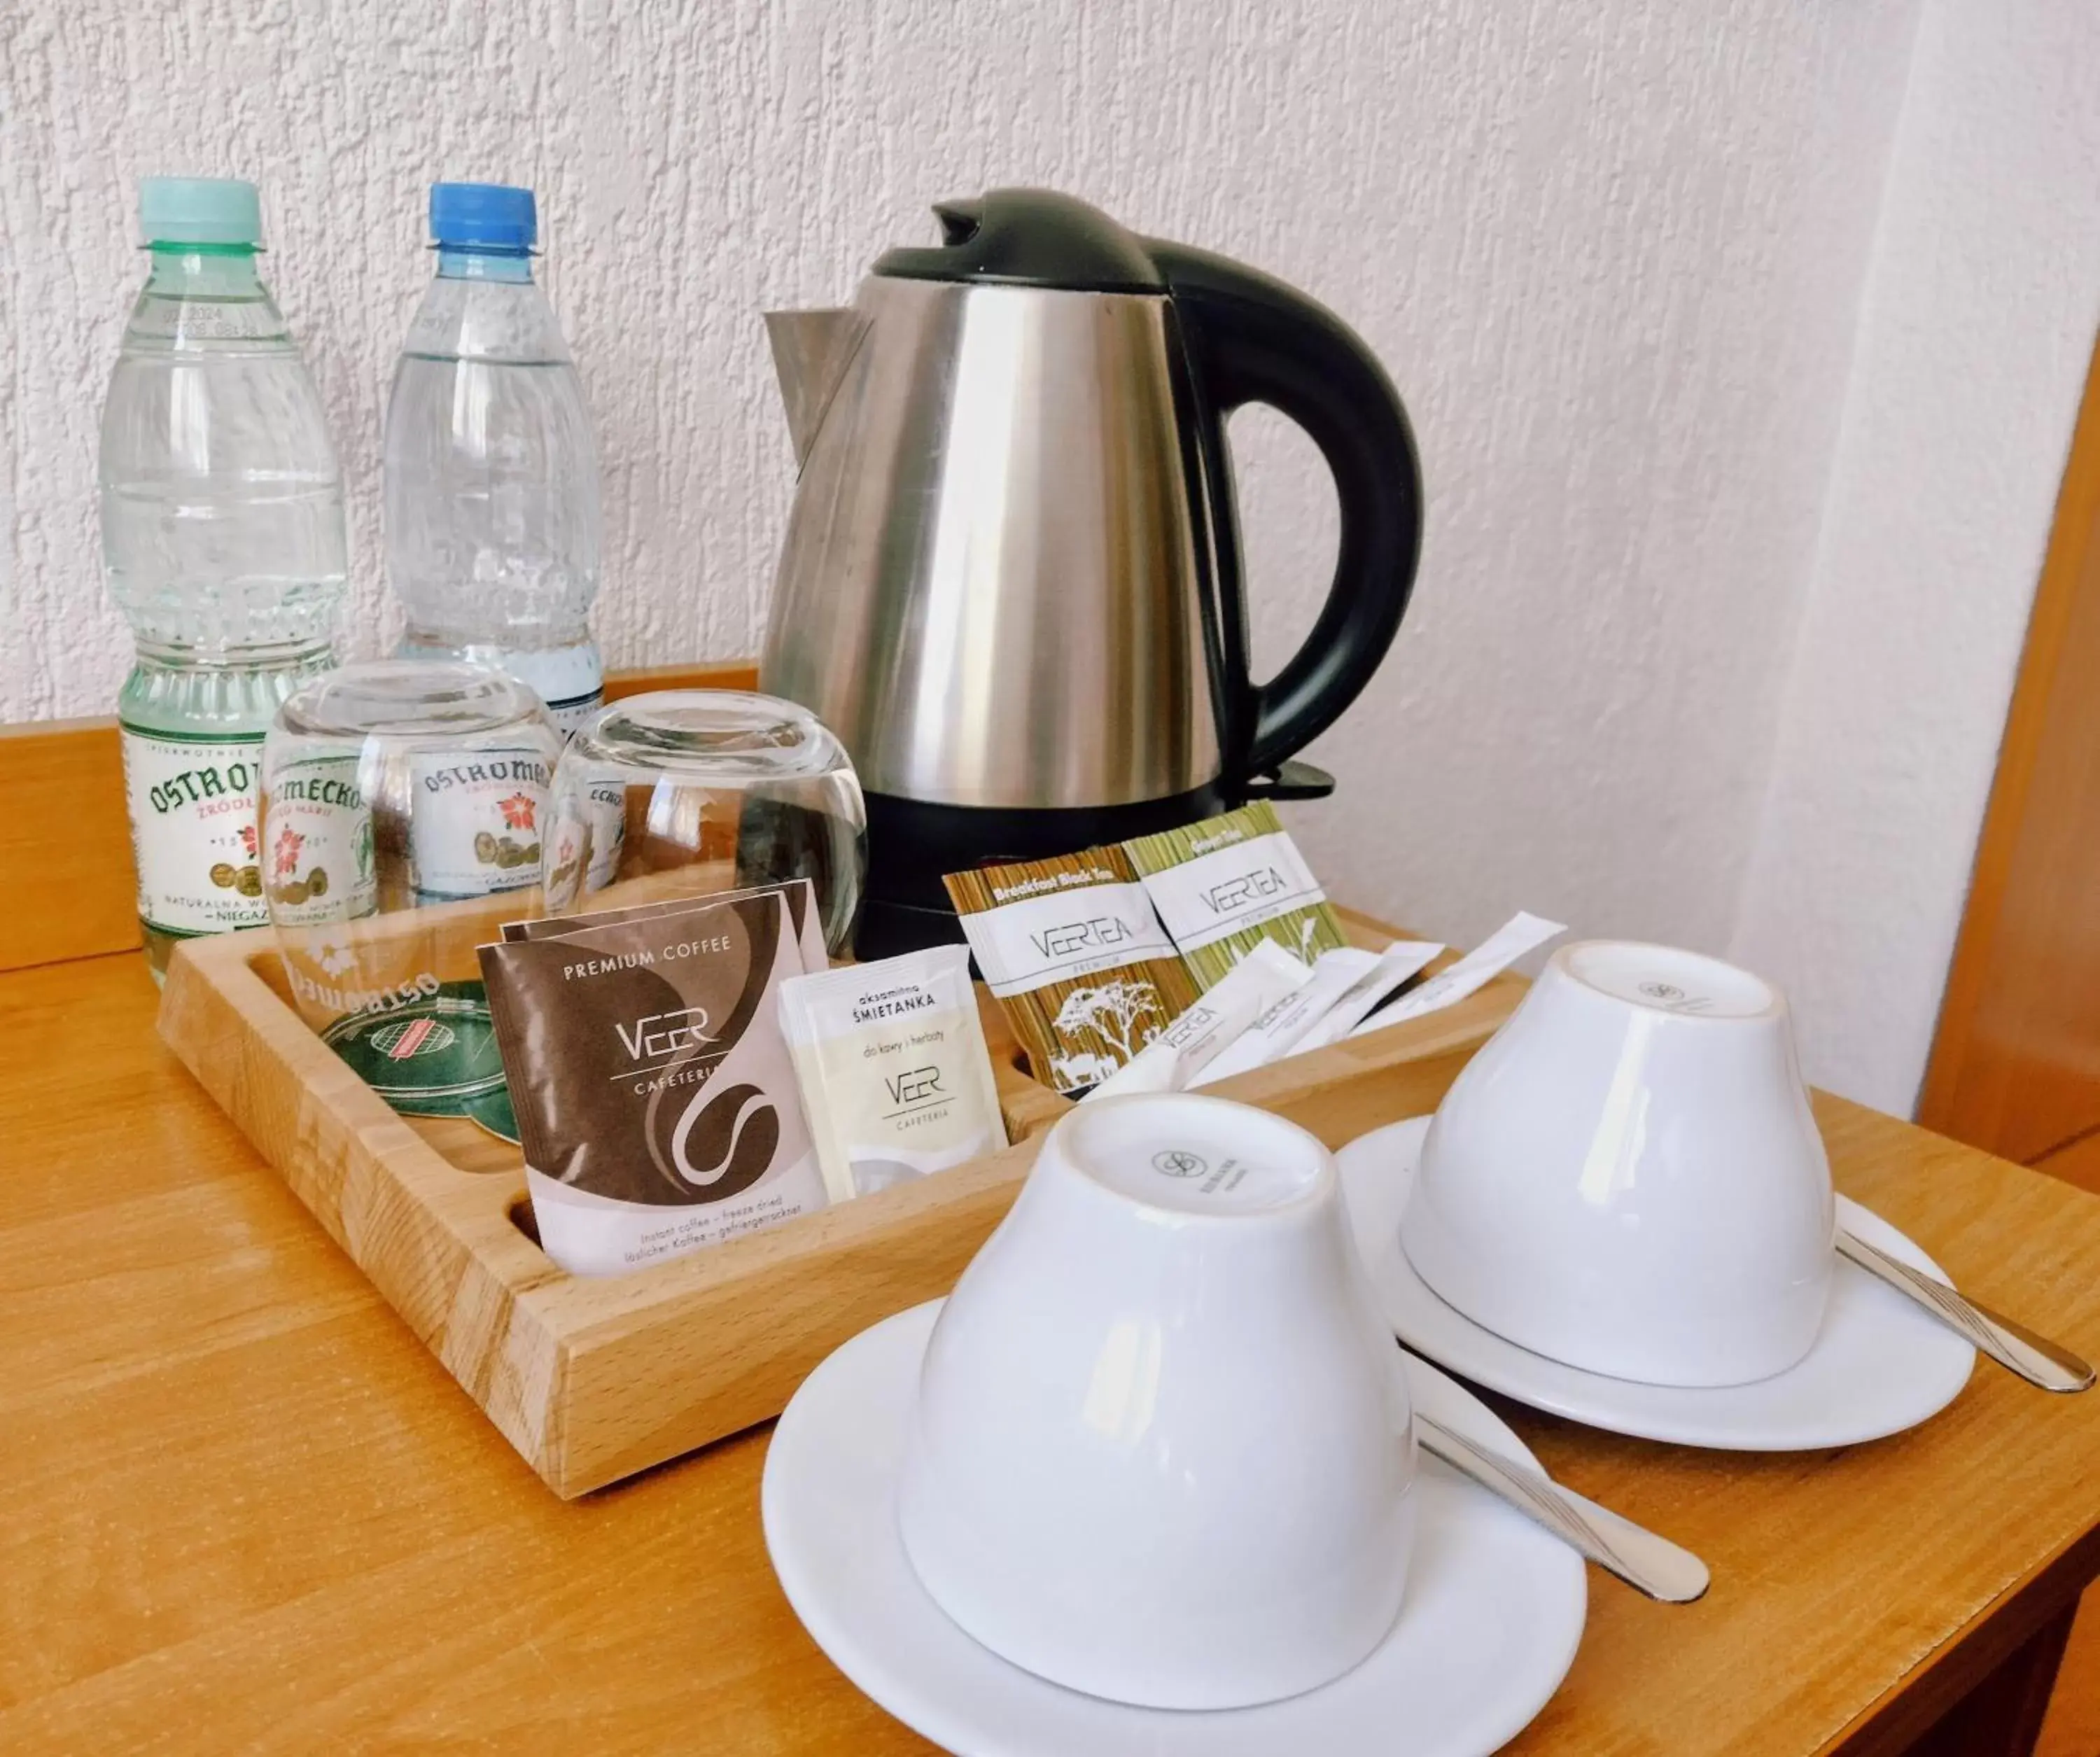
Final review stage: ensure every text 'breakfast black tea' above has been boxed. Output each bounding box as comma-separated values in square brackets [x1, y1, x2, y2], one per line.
[945, 848, 1199, 1096]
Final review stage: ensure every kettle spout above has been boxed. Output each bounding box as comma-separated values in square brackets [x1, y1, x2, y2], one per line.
[764, 308, 866, 468]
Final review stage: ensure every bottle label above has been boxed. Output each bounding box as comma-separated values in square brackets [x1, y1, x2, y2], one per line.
[120, 725, 270, 937]
[263, 754, 378, 927]
[545, 688, 605, 739]
[542, 777, 624, 911]
[407, 748, 552, 902]
[584, 778, 625, 888]
[486, 646, 603, 740]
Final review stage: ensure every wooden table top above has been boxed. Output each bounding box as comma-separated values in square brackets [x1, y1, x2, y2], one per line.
[7, 951, 2100, 1755]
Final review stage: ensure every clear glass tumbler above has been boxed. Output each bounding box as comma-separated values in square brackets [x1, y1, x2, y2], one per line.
[545, 690, 867, 953]
[260, 659, 561, 1131]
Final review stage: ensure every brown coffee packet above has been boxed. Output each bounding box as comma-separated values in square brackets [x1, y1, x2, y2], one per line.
[479, 887, 826, 1276]
[501, 876, 827, 972]
[945, 848, 1200, 1094]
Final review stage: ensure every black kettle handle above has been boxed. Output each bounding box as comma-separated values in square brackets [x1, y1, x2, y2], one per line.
[1145, 241, 1423, 784]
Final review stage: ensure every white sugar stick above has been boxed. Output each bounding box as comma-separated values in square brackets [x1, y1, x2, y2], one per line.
[1081, 940, 1311, 1102]
[1289, 940, 1447, 1055]
[1191, 945, 1380, 1087]
[1348, 911, 1566, 1038]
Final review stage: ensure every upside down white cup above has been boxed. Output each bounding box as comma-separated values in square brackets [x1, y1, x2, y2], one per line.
[897, 1093, 1417, 1711]
[1399, 941, 1835, 1388]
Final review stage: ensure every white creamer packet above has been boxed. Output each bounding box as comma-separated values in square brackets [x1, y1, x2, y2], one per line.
[1082, 941, 1310, 1102]
[1291, 940, 1447, 1054]
[1193, 944, 1381, 1088]
[779, 944, 1007, 1203]
[1349, 911, 1566, 1038]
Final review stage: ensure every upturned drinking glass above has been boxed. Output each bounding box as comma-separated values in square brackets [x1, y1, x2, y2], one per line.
[543, 690, 867, 954]
[260, 659, 560, 1130]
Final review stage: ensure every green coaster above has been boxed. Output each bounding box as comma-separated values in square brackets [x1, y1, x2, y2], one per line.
[322, 981, 510, 1119]
[461, 1082, 521, 1145]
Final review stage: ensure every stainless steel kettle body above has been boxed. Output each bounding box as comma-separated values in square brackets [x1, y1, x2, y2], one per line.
[764, 274, 1221, 813]
[760, 190, 1422, 956]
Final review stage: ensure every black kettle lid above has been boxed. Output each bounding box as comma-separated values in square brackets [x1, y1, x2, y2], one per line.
[872, 188, 1166, 293]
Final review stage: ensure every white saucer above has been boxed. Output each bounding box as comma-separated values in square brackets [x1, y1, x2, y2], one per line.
[1338, 1116, 1977, 1450]
[763, 1299, 1586, 1757]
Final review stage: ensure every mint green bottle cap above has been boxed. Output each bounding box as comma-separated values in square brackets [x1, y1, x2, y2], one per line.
[138, 176, 263, 246]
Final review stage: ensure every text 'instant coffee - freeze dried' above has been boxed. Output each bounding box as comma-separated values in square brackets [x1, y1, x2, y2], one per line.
[479, 888, 825, 1276]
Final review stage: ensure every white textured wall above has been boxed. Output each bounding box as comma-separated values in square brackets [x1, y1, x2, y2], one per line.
[12, 0, 2059, 1112]
[1732, 3, 2100, 1114]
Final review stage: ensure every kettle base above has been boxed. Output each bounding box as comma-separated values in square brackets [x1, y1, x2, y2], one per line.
[854, 784, 1230, 961]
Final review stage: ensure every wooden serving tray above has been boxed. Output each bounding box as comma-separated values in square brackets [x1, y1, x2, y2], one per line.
[158, 902, 1522, 1498]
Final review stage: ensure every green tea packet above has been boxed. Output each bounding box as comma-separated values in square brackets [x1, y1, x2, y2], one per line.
[1123, 802, 1348, 987]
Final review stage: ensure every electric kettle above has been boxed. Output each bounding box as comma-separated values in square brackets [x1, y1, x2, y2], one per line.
[760, 188, 1422, 957]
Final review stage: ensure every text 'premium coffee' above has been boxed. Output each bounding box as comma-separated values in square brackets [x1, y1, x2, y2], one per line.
[479, 888, 826, 1276]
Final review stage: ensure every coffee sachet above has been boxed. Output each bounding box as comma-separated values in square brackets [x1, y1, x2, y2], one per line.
[479, 887, 826, 1277]
[944, 848, 1199, 1095]
[503, 875, 827, 974]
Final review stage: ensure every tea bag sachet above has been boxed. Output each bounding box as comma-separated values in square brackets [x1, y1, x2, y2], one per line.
[778, 945, 1007, 1203]
[1122, 802, 1349, 986]
[944, 848, 1200, 1096]
[479, 886, 826, 1277]
[1349, 911, 1566, 1038]
[1082, 940, 1311, 1101]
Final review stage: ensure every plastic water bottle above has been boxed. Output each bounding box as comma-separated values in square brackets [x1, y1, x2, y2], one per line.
[383, 183, 604, 734]
[100, 177, 347, 980]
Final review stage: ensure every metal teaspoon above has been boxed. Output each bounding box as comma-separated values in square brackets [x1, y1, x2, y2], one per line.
[1836, 1227, 2094, 1394]
[1415, 1412, 1711, 1603]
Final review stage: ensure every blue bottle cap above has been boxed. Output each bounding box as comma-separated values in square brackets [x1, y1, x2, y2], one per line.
[430, 183, 537, 251]
[139, 176, 262, 246]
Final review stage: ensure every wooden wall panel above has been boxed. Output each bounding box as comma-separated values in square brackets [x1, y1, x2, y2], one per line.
[1920, 334, 2100, 1164]
[0, 661, 757, 977]
[0, 717, 138, 972]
